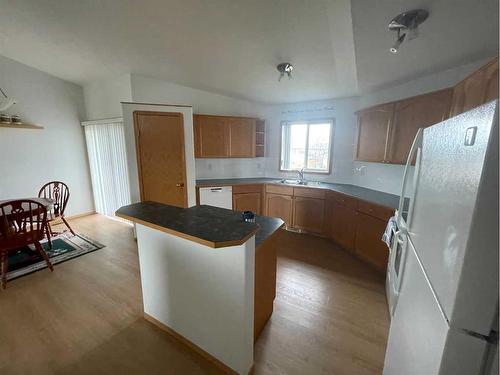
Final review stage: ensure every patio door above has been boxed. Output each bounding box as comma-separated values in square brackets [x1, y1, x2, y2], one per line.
[83, 118, 131, 218]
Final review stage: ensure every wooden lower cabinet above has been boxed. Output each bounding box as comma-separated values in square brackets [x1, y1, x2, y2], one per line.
[265, 193, 293, 227]
[354, 212, 389, 271]
[233, 184, 263, 214]
[326, 199, 356, 251]
[254, 230, 278, 341]
[233, 192, 262, 215]
[292, 197, 325, 234]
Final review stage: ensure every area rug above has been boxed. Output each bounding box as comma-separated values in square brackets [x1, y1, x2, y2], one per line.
[6, 232, 105, 281]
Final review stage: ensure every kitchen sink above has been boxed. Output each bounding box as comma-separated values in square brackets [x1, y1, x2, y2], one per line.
[277, 179, 322, 187]
[278, 179, 304, 185]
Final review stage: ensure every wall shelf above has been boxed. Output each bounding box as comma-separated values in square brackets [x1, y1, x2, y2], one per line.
[0, 122, 44, 129]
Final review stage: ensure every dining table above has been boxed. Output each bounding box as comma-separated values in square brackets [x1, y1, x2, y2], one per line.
[0, 198, 55, 216]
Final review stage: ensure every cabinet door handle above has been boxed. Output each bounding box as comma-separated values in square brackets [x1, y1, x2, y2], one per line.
[176, 183, 185, 187]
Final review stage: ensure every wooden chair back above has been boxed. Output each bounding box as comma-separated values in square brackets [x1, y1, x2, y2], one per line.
[38, 181, 70, 218]
[0, 200, 48, 252]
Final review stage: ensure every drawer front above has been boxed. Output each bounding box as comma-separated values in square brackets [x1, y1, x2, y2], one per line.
[293, 187, 325, 199]
[326, 190, 357, 209]
[357, 199, 394, 221]
[265, 184, 294, 196]
[232, 184, 263, 194]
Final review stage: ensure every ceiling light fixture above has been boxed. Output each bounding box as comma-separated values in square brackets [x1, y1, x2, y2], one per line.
[388, 9, 429, 54]
[277, 63, 293, 81]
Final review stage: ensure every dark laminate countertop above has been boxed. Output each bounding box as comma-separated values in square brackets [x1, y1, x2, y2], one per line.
[116, 202, 283, 248]
[196, 178, 280, 187]
[196, 178, 401, 209]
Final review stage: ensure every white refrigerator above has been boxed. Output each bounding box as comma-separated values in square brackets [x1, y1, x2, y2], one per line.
[383, 100, 499, 375]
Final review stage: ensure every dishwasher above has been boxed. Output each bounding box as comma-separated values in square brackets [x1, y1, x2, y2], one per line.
[199, 186, 233, 209]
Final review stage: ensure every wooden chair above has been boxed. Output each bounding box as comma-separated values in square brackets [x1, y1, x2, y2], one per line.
[38, 181, 75, 248]
[0, 200, 54, 289]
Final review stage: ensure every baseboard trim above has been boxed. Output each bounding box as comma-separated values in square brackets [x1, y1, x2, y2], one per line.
[66, 211, 96, 220]
[144, 313, 253, 375]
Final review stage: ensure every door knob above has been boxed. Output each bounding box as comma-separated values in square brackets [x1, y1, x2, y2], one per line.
[176, 183, 184, 187]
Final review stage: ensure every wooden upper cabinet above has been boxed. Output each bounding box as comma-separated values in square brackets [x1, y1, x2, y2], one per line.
[194, 114, 259, 158]
[356, 90, 452, 165]
[483, 57, 499, 103]
[355, 103, 394, 163]
[193, 115, 229, 157]
[355, 56, 499, 165]
[450, 57, 499, 117]
[387, 89, 452, 164]
[229, 118, 256, 157]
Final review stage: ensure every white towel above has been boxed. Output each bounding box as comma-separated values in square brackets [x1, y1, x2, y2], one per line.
[382, 216, 397, 248]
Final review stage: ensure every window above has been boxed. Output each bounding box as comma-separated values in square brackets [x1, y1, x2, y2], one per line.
[280, 120, 333, 173]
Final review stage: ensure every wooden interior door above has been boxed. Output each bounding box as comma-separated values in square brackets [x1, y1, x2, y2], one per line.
[388, 89, 452, 164]
[194, 115, 229, 157]
[134, 111, 188, 208]
[229, 118, 256, 157]
[355, 103, 394, 162]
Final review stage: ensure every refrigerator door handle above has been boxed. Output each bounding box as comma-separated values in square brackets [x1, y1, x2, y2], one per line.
[394, 231, 409, 293]
[397, 128, 424, 229]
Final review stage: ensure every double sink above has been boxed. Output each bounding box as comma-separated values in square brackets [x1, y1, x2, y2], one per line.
[275, 179, 322, 187]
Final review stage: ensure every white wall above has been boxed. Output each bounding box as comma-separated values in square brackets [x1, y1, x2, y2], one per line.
[351, 58, 490, 194]
[83, 73, 132, 120]
[264, 97, 358, 184]
[121, 103, 196, 207]
[130, 74, 269, 179]
[83, 59, 491, 195]
[136, 224, 254, 374]
[0, 54, 94, 215]
[262, 58, 490, 194]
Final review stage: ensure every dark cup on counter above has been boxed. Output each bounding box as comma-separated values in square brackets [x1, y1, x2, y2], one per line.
[242, 211, 255, 223]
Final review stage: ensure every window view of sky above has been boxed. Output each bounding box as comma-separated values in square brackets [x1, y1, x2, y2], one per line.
[281, 121, 332, 172]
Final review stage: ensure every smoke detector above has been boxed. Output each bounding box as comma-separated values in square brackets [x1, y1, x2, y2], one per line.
[277, 63, 293, 81]
[388, 9, 429, 54]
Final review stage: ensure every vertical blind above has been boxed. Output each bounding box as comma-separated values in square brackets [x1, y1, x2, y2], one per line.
[83, 119, 131, 218]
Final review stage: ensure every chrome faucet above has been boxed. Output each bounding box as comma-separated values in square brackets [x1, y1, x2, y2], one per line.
[296, 168, 306, 184]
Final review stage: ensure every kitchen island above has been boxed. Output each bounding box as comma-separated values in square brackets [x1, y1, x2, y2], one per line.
[116, 202, 283, 375]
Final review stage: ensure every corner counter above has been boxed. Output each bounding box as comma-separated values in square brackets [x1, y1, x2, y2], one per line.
[116, 202, 283, 375]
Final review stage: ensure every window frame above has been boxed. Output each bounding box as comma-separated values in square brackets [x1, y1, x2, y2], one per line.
[279, 118, 335, 175]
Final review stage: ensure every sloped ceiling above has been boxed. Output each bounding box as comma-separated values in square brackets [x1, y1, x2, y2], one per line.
[351, 0, 499, 93]
[0, 0, 497, 104]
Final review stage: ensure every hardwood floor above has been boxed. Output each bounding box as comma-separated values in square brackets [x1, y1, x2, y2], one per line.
[0, 214, 389, 375]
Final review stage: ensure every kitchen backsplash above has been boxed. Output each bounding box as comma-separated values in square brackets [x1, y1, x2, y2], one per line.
[195, 158, 266, 179]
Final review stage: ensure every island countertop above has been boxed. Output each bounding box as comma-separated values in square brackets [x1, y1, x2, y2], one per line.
[116, 202, 284, 248]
